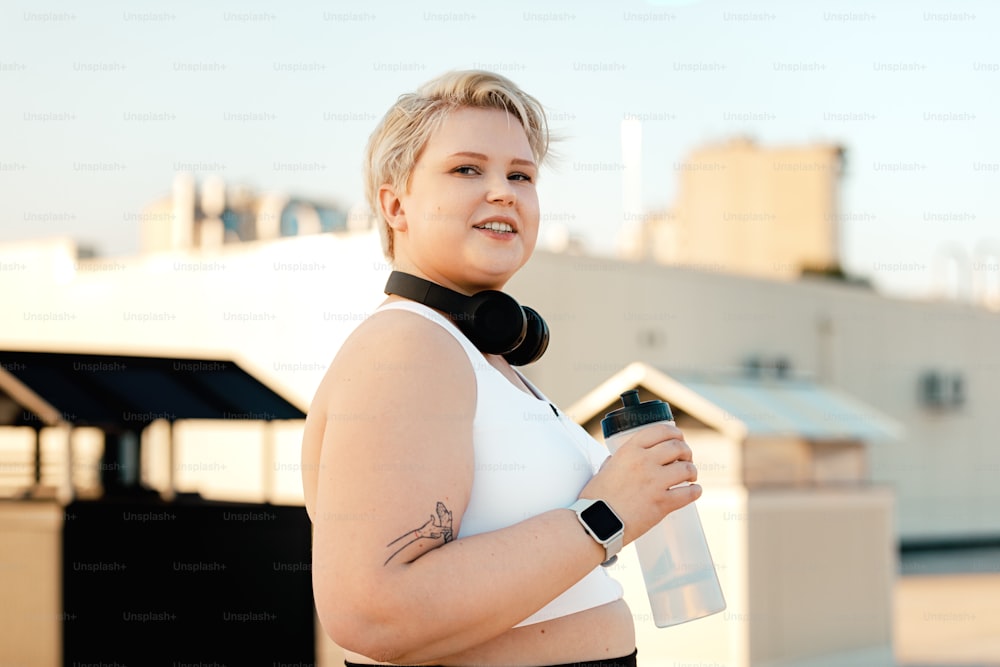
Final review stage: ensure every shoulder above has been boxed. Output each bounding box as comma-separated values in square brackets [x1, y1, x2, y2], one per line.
[341, 304, 473, 376]
[313, 303, 478, 420]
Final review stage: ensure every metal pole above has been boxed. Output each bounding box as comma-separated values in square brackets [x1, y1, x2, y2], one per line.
[261, 420, 275, 504]
[59, 425, 74, 504]
[32, 426, 42, 489]
[161, 420, 176, 502]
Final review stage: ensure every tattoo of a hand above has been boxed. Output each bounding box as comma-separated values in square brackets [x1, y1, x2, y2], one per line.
[384, 502, 454, 565]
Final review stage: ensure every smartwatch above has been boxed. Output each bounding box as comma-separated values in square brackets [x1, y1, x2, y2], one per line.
[568, 498, 624, 567]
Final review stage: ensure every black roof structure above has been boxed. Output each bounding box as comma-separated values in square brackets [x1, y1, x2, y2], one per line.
[0, 349, 307, 430]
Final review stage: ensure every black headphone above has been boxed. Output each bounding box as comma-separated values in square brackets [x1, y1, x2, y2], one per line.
[384, 271, 549, 366]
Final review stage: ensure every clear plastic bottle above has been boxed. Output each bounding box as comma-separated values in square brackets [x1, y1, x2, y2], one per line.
[602, 390, 726, 627]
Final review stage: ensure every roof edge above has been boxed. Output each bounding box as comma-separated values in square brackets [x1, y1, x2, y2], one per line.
[565, 362, 749, 440]
[0, 365, 66, 427]
[0, 345, 310, 420]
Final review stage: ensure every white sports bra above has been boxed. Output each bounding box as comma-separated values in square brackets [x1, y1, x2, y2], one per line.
[373, 300, 623, 627]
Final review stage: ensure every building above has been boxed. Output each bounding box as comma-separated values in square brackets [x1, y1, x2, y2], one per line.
[2, 231, 997, 542]
[622, 138, 845, 282]
[4, 227, 1000, 666]
[138, 172, 356, 253]
[508, 250, 1000, 545]
[566, 363, 897, 667]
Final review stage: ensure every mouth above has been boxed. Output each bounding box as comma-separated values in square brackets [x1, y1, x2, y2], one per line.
[473, 218, 518, 235]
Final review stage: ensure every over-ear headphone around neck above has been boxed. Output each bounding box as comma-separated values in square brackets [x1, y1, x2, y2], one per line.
[384, 271, 549, 366]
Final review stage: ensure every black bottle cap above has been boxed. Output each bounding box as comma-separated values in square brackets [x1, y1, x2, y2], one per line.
[601, 389, 674, 438]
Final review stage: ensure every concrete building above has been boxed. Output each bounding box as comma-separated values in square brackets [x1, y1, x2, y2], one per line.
[566, 363, 897, 667]
[138, 172, 354, 253]
[3, 228, 1000, 666]
[2, 230, 998, 541]
[508, 250, 1000, 544]
[622, 138, 845, 282]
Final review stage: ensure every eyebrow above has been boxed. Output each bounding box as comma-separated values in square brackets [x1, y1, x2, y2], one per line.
[447, 151, 536, 169]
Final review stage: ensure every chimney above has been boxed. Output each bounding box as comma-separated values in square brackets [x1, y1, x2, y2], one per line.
[171, 172, 196, 250]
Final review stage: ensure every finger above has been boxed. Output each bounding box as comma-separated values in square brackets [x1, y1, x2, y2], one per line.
[662, 459, 699, 487]
[628, 423, 685, 449]
[667, 482, 703, 504]
[650, 438, 693, 465]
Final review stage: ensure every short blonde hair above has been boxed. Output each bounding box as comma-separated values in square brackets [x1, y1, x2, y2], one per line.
[364, 69, 551, 260]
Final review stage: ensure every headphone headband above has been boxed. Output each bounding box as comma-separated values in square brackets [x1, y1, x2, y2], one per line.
[383, 271, 548, 365]
[384, 271, 469, 319]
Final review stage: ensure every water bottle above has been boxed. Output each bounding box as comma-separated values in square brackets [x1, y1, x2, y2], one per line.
[602, 390, 726, 627]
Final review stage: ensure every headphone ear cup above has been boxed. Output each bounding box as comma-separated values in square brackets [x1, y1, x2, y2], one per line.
[503, 306, 549, 366]
[464, 291, 527, 355]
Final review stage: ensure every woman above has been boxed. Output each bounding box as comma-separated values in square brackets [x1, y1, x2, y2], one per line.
[300, 70, 700, 667]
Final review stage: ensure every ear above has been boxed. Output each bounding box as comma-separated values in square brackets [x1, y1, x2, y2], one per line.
[378, 184, 407, 233]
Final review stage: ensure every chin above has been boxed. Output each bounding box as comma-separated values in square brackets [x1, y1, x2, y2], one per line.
[463, 257, 517, 281]
[476, 263, 523, 288]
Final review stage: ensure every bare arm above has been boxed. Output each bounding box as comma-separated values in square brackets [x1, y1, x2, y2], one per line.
[309, 310, 698, 664]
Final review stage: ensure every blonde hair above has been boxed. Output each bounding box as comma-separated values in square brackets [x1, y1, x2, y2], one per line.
[364, 69, 551, 260]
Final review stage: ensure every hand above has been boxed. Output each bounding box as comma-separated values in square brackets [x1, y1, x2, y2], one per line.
[415, 502, 454, 540]
[578, 423, 700, 546]
[383, 502, 454, 565]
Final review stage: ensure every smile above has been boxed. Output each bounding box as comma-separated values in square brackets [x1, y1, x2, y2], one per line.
[474, 221, 516, 234]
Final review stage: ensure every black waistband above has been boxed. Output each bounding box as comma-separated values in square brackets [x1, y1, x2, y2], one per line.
[345, 648, 638, 667]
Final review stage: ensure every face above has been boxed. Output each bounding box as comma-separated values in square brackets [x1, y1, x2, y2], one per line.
[379, 106, 540, 294]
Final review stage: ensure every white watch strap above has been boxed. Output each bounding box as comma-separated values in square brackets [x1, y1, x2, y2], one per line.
[568, 499, 623, 567]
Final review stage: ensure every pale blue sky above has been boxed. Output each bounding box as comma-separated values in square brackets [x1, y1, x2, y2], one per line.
[2, 0, 997, 299]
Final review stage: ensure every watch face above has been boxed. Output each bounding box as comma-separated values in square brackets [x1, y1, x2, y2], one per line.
[580, 500, 624, 541]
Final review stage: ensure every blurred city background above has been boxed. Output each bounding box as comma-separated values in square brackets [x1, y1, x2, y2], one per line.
[2, 0, 999, 665]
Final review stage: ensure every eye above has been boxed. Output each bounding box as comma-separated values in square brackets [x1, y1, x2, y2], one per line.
[452, 165, 481, 175]
[509, 172, 533, 182]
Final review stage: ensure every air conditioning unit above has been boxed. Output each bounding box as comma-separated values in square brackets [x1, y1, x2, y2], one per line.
[919, 371, 964, 408]
[743, 355, 792, 378]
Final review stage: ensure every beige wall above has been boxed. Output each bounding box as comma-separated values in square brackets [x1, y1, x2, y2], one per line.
[507, 252, 1000, 543]
[744, 488, 895, 666]
[0, 501, 62, 667]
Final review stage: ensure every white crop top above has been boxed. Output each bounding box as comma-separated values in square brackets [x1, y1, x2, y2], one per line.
[374, 300, 624, 627]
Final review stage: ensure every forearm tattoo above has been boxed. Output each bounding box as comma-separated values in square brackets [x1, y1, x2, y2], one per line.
[384, 501, 454, 566]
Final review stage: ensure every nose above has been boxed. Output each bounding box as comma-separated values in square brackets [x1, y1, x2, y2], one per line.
[487, 175, 516, 206]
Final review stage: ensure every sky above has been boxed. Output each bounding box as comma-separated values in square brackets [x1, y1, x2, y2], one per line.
[2, 0, 998, 301]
